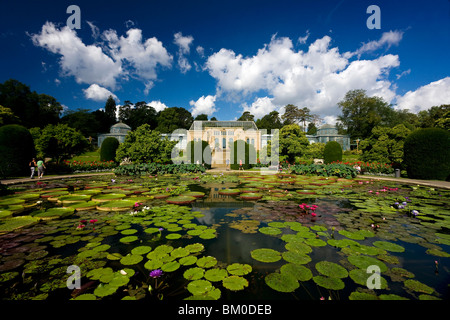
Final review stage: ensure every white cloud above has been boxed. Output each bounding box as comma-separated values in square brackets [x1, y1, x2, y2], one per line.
[298, 30, 310, 44]
[147, 100, 168, 112]
[83, 84, 119, 102]
[174, 32, 194, 74]
[189, 95, 217, 117]
[103, 28, 172, 86]
[31, 22, 123, 89]
[242, 97, 279, 120]
[206, 34, 400, 118]
[196, 46, 205, 58]
[395, 77, 450, 113]
[31, 22, 172, 93]
[352, 30, 404, 58]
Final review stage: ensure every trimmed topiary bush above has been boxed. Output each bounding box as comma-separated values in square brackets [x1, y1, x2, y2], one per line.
[100, 137, 119, 162]
[0, 124, 36, 178]
[403, 128, 450, 181]
[230, 139, 256, 170]
[185, 140, 211, 169]
[323, 141, 343, 164]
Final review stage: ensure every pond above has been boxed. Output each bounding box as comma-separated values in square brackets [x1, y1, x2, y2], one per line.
[0, 173, 449, 300]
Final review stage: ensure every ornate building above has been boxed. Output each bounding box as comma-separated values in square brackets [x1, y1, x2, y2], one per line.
[97, 122, 132, 148]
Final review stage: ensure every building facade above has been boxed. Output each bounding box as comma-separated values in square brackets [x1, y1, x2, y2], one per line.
[97, 122, 132, 148]
[306, 124, 351, 151]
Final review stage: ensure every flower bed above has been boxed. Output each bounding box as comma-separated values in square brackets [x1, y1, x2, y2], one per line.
[290, 163, 358, 179]
[62, 160, 118, 172]
[331, 161, 394, 175]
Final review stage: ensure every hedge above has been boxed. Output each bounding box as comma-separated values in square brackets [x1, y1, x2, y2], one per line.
[114, 163, 206, 176]
[323, 141, 343, 164]
[290, 163, 358, 179]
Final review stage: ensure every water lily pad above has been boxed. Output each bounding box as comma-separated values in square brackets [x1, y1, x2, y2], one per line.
[349, 269, 388, 289]
[347, 255, 387, 272]
[349, 292, 379, 300]
[222, 276, 248, 291]
[97, 200, 136, 211]
[131, 246, 152, 255]
[218, 189, 240, 195]
[73, 294, 97, 300]
[187, 279, 213, 295]
[120, 254, 143, 265]
[161, 260, 181, 272]
[34, 207, 75, 220]
[144, 259, 163, 270]
[196, 256, 217, 268]
[94, 283, 118, 297]
[313, 276, 345, 290]
[184, 267, 205, 280]
[259, 227, 282, 236]
[66, 201, 100, 211]
[171, 247, 190, 258]
[166, 196, 197, 205]
[0, 216, 40, 234]
[179, 256, 197, 266]
[372, 241, 405, 253]
[305, 238, 327, 247]
[282, 251, 312, 265]
[57, 194, 92, 204]
[315, 261, 348, 279]
[280, 263, 312, 282]
[166, 233, 182, 240]
[185, 243, 204, 253]
[121, 229, 138, 235]
[204, 268, 228, 282]
[265, 272, 299, 293]
[404, 279, 434, 294]
[338, 230, 365, 240]
[250, 248, 281, 263]
[92, 193, 126, 202]
[240, 193, 263, 200]
[119, 236, 138, 243]
[285, 241, 312, 255]
[181, 191, 205, 198]
[226, 263, 252, 276]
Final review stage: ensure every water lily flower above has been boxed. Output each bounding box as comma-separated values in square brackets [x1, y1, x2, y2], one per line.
[150, 269, 163, 278]
[120, 270, 127, 275]
[89, 219, 98, 224]
[411, 210, 419, 216]
[311, 213, 317, 218]
[76, 224, 85, 229]
[80, 219, 87, 224]
[159, 228, 164, 232]
[402, 202, 407, 206]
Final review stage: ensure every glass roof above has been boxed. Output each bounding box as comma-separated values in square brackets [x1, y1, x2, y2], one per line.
[189, 121, 258, 130]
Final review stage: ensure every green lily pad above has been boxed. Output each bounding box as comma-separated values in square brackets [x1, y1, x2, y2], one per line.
[204, 268, 228, 282]
[259, 227, 282, 236]
[94, 283, 118, 297]
[179, 256, 198, 266]
[73, 294, 97, 300]
[0, 216, 40, 234]
[92, 193, 126, 202]
[196, 256, 217, 268]
[131, 246, 152, 255]
[166, 196, 197, 205]
[187, 279, 213, 295]
[349, 292, 378, 300]
[265, 272, 299, 293]
[349, 269, 388, 289]
[280, 263, 312, 282]
[282, 251, 312, 265]
[285, 242, 312, 255]
[144, 259, 163, 270]
[425, 248, 450, 258]
[338, 230, 365, 240]
[161, 260, 181, 272]
[184, 267, 205, 280]
[97, 200, 136, 211]
[58, 194, 92, 204]
[0, 210, 13, 219]
[166, 233, 182, 240]
[34, 207, 75, 220]
[347, 255, 388, 272]
[305, 238, 327, 247]
[315, 261, 348, 279]
[185, 243, 205, 253]
[218, 189, 240, 195]
[120, 254, 143, 266]
[226, 263, 252, 276]
[313, 276, 345, 290]
[404, 279, 434, 294]
[181, 191, 205, 198]
[66, 201, 100, 211]
[222, 276, 249, 291]
[119, 236, 139, 243]
[372, 241, 405, 253]
[250, 248, 281, 263]
[121, 229, 138, 235]
[240, 193, 263, 200]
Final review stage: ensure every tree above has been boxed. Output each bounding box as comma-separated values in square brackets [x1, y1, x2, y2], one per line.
[30, 124, 88, 163]
[115, 124, 177, 163]
[360, 124, 411, 167]
[0, 124, 35, 177]
[417, 105, 449, 129]
[403, 128, 450, 181]
[237, 111, 255, 122]
[185, 140, 212, 168]
[194, 114, 208, 121]
[435, 107, 450, 131]
[307, 122, 318, 135]
[337, 89, 394, 140]
[279, 124, 310, 163]
[0, 79, 62, 128]
[124, 102, 158, 130]
[100, 137, 119, 162]
[0, 105, 19, 125]
[92, 109, 114, 134]
[323, 141, 343, 164]
[230, 139, 256, 170]
[104, 95, 117, 125]
[60, 109, 101, 138]
[305, 142, 325, 159]
[256, 111, 282, 130]
[156, 107, 193, 133]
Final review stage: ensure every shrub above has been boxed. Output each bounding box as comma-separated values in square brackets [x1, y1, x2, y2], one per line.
[230, 140, 256, 170]
[185, 140, 212, 169]
[100, 137, 119, 162]
[290, 163, 357, 179]
[0, 124, 35, 178]
[114, 163, 206, 176]
[403, 128, 450, 181]
[323, 141, 343, 164]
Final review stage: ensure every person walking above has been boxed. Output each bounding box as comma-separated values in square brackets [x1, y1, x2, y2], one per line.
[29, 158, 37, 179]
[37, 159, 46, 179]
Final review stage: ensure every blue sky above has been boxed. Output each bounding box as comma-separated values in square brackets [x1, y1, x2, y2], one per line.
[1, 0, 449, 123]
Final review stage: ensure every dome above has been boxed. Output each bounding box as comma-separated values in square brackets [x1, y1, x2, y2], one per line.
[110, 121, 131, 133]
